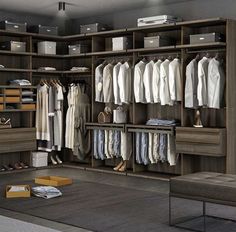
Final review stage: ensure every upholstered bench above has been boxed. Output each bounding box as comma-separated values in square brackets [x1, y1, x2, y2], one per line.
[169, 172, 236, 232]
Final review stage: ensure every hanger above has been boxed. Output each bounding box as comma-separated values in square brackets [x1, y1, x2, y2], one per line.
[215, 52, 220, 60]
[195, 53, 200, 61]
[205, 52, 210, 58]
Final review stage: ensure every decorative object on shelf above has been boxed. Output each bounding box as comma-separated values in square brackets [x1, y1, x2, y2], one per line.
[113, 106, 127, 124]
[98, 107, 112, 123]
[0, 118, 11, 129]
[193, 110, 203, 128]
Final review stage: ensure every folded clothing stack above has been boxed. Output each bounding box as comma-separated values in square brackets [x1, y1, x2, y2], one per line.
[22, 90, 34, 96]
[10, 79, 31, 86]
[32, 186, 62, 199]
[38, 67, 56, 71]
[70, 66, 90, 72]
[22, 98, 34, 103]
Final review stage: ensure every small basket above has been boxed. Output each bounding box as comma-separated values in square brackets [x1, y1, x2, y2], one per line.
[98, 107, 112, 123]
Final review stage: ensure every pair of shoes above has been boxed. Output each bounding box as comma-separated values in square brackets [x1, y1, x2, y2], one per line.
[113, 161, 127, 172]
[50, 155, 63, 165]
[194, 110, 203, 127]
[2, 164, 14, 171]
[14, 162, 29, 170]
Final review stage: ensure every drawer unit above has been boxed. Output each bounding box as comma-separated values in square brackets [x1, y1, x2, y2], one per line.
[38, 41, 56, 55]
[0, 41, 26, 52]
[80, 23, 109, 34]
[144, 36, 172, 48]
[5, 97, 20, 103]
[0, 20, 27, 32]
[0, 128, 36, 153]
[176, 127, 226, 157]
[112, 36, 132, 51]
[68, 44, 89, 54]
[28, 25, 58, 35]
[190, 33, 223, 44]
[21, 104, 36, 110]
[4, 89, 21, 95]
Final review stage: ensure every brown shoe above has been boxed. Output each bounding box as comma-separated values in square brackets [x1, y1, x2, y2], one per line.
[118, 161, 127, 172]
[113, 161, 124, 171]
[19, 162, 29, 169]
[14, 163, 23, 170]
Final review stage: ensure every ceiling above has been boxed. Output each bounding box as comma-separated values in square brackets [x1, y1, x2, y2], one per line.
[0, 0, 193, 18]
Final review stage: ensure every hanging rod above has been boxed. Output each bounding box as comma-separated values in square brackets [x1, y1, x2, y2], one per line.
[85, 123, 126, 132]
[138, 52, 181, 57]
[127, 128, 174, 135]
[186, 48, 226, 54]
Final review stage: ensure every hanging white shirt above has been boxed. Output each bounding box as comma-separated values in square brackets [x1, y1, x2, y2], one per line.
[134, 61, 146, 103]
[118, 62, 132, 104]
[167, 134, 177, 166]
[197, 57, 210, 106]
[113, 62, 122, 105]
[95, 64, 104, 102]
[169, 58, 182, 102]
[185, 59, 198, 108]
[120, 132, 132, 161]
[103, 63, 114, 103]
[160, 59, 172, 106]
[152, 60, 162, 103]
[143, 60, 154, 103]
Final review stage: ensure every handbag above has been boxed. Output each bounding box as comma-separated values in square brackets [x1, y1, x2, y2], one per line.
[98, 107, 112, 123]
[113, 106, 127, 124]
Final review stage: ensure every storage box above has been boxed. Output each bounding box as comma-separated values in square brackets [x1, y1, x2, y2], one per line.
[112, 37, 132, 51]
[5, 97, 20, 103]
[28, 25, 58, 36]
[35, 176, 72, 187]
[21, 104, 36, 110]
[80, 23, 110, 34]
[38, 41, 56, 55]
[137, 15, 181, 27]
[0, 41, 26, 52]
[4, 89, 21, 95]
[6, 185, 31, 198]
[144, 36, 172, 48]
[68, 44, 89, 54]
[31, 152, 48, 167]
[0, 20, 27, 32]
[190, 33, 223, 44]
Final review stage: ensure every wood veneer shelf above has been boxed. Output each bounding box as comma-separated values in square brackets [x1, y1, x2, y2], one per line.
[131, 46, 180, 53]
[177, 42, 226, 49]
[0, 50, 34, 56]
[176, 17, 226, 26]
[0, 68, 33, 73]
[88, 50, 132, 56]
[32, 53, 64, 58]
[0, 109, 36, 112]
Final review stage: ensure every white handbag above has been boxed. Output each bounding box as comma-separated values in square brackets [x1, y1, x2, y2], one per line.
[113, 107, 127, 124]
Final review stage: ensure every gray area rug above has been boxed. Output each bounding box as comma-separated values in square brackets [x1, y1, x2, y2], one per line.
[0, 180, 236, 232]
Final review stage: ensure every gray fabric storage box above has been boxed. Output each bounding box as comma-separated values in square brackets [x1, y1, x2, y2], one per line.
[190, 33, 223, 44]
[28, 25, 58, 36]
[0, 41, 26, 52]
[38, 41, 56, 54]
[68, 44, 89, 54]
[144, 36, 172, 48]
[80, 23, 109, 34]
[0, 21, 27, 32]
[112, 37, 132, 51]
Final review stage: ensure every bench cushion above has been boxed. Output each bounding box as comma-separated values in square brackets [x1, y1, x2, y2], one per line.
[170, 172, 236, 204]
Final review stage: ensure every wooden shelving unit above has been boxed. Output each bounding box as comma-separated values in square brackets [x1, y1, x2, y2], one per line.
[0, 17, 235, 178]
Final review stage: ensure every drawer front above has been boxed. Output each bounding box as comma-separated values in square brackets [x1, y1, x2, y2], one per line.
[176, 127, 226, 156]
[4, 89, 21, 95]
[0, 128, 36, 153]
[0, 104, 4, 110]
[21, 104, 36, 110]
[5, 97, 20, 103]
[0, 97, 3, 103]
